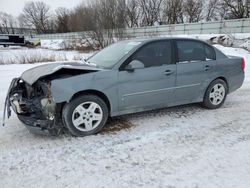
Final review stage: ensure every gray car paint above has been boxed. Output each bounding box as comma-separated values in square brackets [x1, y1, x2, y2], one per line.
[22, 38, 245, 117]
[21, 61, 102, 85]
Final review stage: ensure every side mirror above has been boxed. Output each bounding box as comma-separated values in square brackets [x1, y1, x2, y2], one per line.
[125, 60, 145, 72]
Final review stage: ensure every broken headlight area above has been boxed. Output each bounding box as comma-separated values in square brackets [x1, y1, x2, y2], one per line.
[4, 78, 63, 135]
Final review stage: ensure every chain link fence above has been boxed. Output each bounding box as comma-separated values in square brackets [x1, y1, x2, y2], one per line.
[27, 19, 250, 41]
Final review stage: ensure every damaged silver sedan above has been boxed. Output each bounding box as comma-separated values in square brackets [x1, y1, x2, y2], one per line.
[3, 38, 245, 136]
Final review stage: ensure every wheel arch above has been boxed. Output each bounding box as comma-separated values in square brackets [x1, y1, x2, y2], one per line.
[212, 76, 229, 91]
[70, 90, 111, 113]
[203, 76, 229, 100]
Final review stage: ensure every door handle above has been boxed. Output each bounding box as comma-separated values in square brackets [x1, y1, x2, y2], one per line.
[164, 70, 174, 75]
[204, 65, 212, 71]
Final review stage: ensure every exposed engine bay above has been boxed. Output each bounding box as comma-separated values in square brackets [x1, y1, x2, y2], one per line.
[4, 78, 62, 135]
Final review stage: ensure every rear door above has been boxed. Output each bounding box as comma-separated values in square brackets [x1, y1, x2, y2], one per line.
[174, 40, 217, 103]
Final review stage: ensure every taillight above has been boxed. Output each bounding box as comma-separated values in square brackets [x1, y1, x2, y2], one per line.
[242, 58, 245, 71]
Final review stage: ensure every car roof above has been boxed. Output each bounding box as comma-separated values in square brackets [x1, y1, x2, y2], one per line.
[124, 37, 206, 44]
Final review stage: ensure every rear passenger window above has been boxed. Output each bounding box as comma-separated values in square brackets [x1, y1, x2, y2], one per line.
[205, 44, 216, 60]
[177, 40, 206, 62]
[131, 41, 172, 68]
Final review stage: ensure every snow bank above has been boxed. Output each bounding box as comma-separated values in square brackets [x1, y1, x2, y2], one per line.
[41, 39, 65, 50]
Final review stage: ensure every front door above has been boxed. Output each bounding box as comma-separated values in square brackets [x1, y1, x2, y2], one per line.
[118, 40, 176, 112]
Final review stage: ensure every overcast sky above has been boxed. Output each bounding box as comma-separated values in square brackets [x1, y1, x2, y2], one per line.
[0, 0, 84, 16]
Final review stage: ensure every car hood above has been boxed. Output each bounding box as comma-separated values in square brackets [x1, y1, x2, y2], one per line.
[21, 61, 103, 85]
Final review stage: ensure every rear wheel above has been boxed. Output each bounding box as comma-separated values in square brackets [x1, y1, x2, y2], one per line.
[203, 79, 228, 109]
[63, 95, 108, 136]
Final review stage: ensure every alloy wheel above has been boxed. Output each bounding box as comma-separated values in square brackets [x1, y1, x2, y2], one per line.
[71, 102, 103, 132]
[209, 84, 226, 105]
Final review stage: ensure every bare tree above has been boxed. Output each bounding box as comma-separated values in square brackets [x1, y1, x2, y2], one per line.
[69, 2, 100, 32]
[183, 0, 203, 23]
[20, 1, 51, 33]
[138, 0, 164, 26]
[222, 0, 250, 19]
[205, 0, 220, 21]
[214, 0, 229, 20]
[55, 7, 70, 33]
[0, 12, 17, 34]
[70, 0, 126, 47]
[247, 0, 250, 16]
[164, 0, 184, 24]
[125, 0, 141, 27]
[93, 0, 126, 46]
[68, 6, 84, 32]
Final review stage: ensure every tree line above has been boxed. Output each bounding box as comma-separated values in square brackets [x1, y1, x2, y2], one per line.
[1, 0, 250, 47]
[1, 0, 250, 34]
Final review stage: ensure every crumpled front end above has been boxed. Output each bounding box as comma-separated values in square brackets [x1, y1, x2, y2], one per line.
[3, 78, 63, 135]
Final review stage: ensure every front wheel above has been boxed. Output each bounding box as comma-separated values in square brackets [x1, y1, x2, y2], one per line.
[202, 79, 228, 109]
[62, 95, 108, 136]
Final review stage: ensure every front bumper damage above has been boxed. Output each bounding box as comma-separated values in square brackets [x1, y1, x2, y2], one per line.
[3, 78, 63, 136]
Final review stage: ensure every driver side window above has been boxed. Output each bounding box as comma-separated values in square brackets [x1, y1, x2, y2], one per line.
[130, 41, 172, 68]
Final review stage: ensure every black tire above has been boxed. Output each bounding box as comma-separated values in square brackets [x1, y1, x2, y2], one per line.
[62, 94, 108, 136]
[202, 79, 228, 109]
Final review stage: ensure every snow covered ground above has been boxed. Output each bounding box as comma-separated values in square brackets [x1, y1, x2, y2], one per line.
[0, 45, 250, 188]
[40, 39, 98, 50]
[0, 47, 91, 65]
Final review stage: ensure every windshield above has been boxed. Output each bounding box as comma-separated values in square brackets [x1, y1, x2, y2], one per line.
[87, 41, 141, 68]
